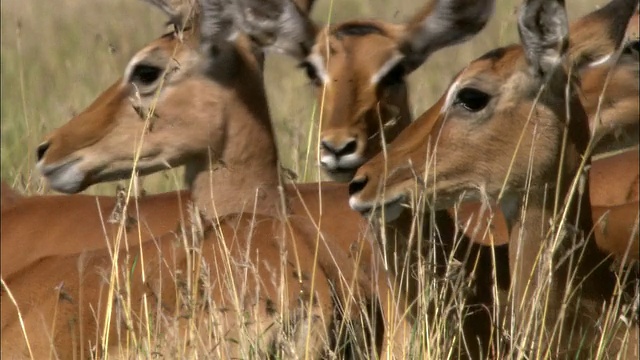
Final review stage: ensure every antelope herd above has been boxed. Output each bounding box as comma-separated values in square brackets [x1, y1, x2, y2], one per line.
[1, 0, 638, 358]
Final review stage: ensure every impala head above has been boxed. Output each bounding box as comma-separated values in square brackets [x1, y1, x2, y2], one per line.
[348, 0, 637, 221]
[576, 4, 639, 151]
[37, 1, 207, 193]
[305, 21, 410, 182]
[35, 0, 288, 194]
[232, 0, 495, 181]
[37, 28, 204, 193]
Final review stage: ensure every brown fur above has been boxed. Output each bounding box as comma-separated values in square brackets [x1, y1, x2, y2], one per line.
[1, 213, 352, 359]
[592, 201, 639, 261]
[1, 181, 23, 212]
[465, 195, 640, 261]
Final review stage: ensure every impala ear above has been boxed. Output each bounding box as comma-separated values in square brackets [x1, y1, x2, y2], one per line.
[518, 0, 569, 79]
[229, 0, 318, 60]
[197, 0, 317, 60]
[198, 0, 238, 50]
[389, 0, 495, 74]
[291, 0, 318, 14]
[142, 0, 199, 32]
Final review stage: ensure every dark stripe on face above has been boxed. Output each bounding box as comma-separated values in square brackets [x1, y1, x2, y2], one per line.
[476, 46, 509, 62]
[161, 31, 176, 39]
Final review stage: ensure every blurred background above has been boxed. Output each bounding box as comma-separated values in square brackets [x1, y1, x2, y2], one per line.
[1, 0, 604, 196]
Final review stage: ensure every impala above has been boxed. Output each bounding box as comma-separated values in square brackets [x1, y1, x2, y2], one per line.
[2, 0, 636, 359]
[348, 0, 638, 357]
[2, 0, 412, 358]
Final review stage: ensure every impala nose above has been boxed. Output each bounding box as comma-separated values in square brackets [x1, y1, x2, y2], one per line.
[348, 176, 368, 196]
[321, 138, 358, 157]
[36, 142, 50, 162]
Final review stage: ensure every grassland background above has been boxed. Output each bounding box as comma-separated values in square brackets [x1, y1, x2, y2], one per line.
[1, 0, 604, 196]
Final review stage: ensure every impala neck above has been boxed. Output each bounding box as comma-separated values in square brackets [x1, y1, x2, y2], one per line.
[506, 86, 615, 304]
[186, 38, 286, 220]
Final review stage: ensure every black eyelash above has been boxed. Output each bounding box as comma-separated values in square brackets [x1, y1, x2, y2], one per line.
[130, 64, 162, 85]
[454, 88, 491, 112]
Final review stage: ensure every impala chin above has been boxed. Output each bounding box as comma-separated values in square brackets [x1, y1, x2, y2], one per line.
[37, 158, 87, 194]
[320, 153, 365, 182]
[87, 156, 173, 185]
[323, 166, 357, 182]
[349, 194, 405, 223]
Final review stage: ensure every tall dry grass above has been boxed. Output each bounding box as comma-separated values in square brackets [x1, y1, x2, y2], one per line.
[1, 0, 637, 359]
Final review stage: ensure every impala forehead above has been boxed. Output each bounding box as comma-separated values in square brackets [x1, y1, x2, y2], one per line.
[475, 45, 523, 76]
[440, 45, 525, 113]
[122, 33, 195, 85]
[442, 75, 463, 112]
[313, 24, 401, 84]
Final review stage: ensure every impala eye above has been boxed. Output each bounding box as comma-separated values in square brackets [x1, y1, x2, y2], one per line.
[454, 88, 490, 112]
[378, 63, 405, 88]
[299, 61, 322, 86]
[130, 64, 163, 85]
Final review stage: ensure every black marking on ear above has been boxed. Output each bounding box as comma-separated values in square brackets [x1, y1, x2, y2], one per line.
[161, 30, 176, 39]
[208, 44, 220, 57]
[477, 46, 509, 62]
[377, 62, 406, 88]
[333, 23, 385, 39]
[298, 42, 312, 58]
[158, 25, 193, 40]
